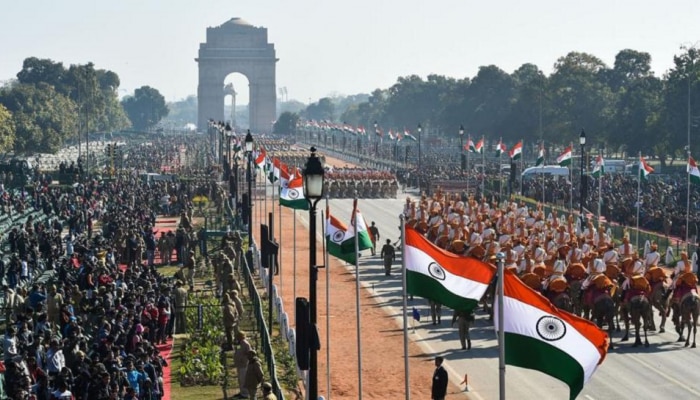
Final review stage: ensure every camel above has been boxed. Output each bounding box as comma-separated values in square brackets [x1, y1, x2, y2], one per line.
[621, 295, 651, 348]
[675, 293, 700, 348]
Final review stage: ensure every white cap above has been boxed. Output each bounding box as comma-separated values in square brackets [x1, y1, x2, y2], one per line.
[553, 260, 566, 274]
[593, 259, 606, 273]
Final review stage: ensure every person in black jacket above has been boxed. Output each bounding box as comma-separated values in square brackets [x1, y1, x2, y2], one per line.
[431, 356, 448, 400]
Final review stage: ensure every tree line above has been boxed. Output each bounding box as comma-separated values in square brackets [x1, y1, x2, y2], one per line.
[280, 48, 700, 166]
[0, 57, 169, 154]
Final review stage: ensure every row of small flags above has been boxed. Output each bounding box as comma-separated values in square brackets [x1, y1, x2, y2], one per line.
[298, 121, 700, 183]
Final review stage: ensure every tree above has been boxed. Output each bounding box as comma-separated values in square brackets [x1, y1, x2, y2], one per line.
[0, 104, 15, 153]
[121, 86, 169, 130]
[659, 46, 700, 162]
[17, 58, 129, 134]
[273, 112, 299, 135]
[503, 64, 547, 142]
[303, 97, 335, 122]
[548, 52, 615, 147]
[0, 83, 78, 154]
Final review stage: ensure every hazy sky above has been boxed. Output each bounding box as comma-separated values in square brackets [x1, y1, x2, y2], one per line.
[3, 0, 700, 106]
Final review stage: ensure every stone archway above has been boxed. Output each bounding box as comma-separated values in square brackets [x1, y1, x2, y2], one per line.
[196, 18, 277, 133]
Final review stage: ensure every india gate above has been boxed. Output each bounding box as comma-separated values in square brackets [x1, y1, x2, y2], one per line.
[196, 18, 277, 133]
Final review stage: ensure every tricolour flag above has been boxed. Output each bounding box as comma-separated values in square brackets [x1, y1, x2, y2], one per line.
[279, 175, 308, 210]
[496, 139, 507, 157]
[509, 140, 523, 160]
[404, 227, 495, 312]
[592, 155, 605, 178]
[557, 146, 573, 167]
[404, 129, 418, 141]
[467, 138, 476, 153]
[255, 149, 267, 170]
[536, 144, 545, 166]
[341, 199, 373, 254]
[640, 155, 654, 180]
[689, 156, 700, 185]
[325, 206, 356, 264]
[474, 138, 484, 154]
[495, 270, 608, 400]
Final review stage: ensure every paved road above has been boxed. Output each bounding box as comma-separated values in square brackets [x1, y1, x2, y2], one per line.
[293, 195, 700, 400]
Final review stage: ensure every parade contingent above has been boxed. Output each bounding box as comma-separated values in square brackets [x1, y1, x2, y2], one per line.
[0, 135, 265, 400]
[401, 186, 700, 349]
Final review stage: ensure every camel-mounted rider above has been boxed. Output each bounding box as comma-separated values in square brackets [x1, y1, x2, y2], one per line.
[520, 251, 543, 292]
[669, 251, 698, 309]
[618, 234, 636, 276]
[544, 259, 569, 303]
[602, 242, 621, 281]
[503, 240, 520, 274]
[620, 260, 652, 309]
[581, 258, 615, 308]
[566, 238, 587, 282]
[530, 239, 548, 279]
[644, 242, 667, 288]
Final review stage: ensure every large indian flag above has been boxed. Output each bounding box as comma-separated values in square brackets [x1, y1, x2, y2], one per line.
[689, 156, 700, 185]
[640, 155, 654, 180]
[279, 175, 308, 210]
[474, 138, 484, 154]
[592, 155, 605, 178]
[536, 144, 545, 166]
[325, 206, 356, 264]
[404, 227, 495, 312]
[341, 199, 373, 254]
[255, 149, 267, 170]
[509, 140, 523, 160]
[557, 146, 573, 166]
[495, 139, 507, 157]
[495, 270, 608, 400]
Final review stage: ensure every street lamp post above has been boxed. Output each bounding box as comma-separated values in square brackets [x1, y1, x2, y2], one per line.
[417, 124, 422, 194]
[224, 123, 233, 180]
[302, 146, 325, 400]
[459, 125, 465, 173]
[579, 129, 586, 225]
[374, 121, 379, 157]
[245, 130, 254, 245]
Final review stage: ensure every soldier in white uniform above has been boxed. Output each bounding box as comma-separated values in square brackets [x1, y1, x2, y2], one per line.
[644, 242, 661, 269]
[544, 259, 568, 291]
[582, 259, 607, 291]
[603, 243, 619, 266]
[618, 236, 635, 261]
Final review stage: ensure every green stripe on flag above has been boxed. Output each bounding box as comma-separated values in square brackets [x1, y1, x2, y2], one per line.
[406, 270, 480, 312]
[504, 333, 585, 400]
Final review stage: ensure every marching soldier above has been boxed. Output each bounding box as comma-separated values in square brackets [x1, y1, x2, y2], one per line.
[452, 309, 474, 350]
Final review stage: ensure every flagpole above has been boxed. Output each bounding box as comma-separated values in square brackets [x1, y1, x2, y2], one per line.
[293, 209, 297, 314]
[353, 195, 364, 399]
[541, 142, 545, 206]
[598, 153, 602, 225]
[636, 151, 642, 251]
[519, 138, 524, 196]
[401, 215, 410, 400]
[279, 186, 283, 299]
[496, 252, 506, 400]
[687, 150, 692, 251]
[499, 148, 503, 202]
[467, 135, 471, 196]
[322, 197, 331, 399]
[569, 141, 573, 216]
[479, 137, 485, 196]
